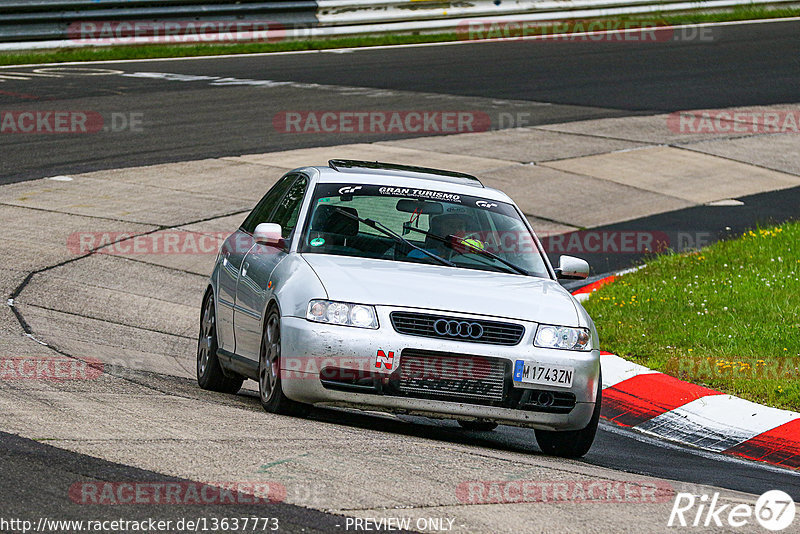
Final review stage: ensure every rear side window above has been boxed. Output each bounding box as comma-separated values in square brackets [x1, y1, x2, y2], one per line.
[240, 174, 297, 234]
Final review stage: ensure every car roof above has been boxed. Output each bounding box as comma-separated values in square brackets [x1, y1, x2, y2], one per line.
[294, 160, 514, 203]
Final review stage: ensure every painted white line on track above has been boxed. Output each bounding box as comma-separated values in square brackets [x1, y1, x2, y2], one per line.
[23, 333, 49, 346]
[0, 16, 798, 70]
[616, 264, 647, 276]
[0, 71, 62, 78]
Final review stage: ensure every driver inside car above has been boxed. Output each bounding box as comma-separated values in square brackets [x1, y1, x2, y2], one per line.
[408, 213, 477, 259]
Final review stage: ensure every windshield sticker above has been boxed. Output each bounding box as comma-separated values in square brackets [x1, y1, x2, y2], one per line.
[378, 187, 462, 203]
[310, 237, 326, 247]
[338, 185, 362, 195]
[475, 200, 498, 209]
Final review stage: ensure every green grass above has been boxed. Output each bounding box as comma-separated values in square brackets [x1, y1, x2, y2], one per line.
[1, 5, 799, 66]
[583, 222, 800, 411]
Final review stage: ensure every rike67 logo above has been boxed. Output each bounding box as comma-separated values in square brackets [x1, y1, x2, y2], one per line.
[668, 490, 796, 531]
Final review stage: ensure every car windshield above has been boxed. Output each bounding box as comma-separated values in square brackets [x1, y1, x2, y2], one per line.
[299, 183, 550, 278]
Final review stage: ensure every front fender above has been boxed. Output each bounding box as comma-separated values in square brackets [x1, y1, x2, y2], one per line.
[268, 254, 328, 319]
[570, 294, 600, 350]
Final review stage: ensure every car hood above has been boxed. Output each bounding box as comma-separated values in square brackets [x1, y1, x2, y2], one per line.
[301, 254, 579, 325]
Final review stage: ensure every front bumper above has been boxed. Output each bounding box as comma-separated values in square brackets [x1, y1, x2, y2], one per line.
[280, 307, 600, 431]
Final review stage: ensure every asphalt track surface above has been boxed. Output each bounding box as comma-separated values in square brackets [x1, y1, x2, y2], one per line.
[1, 18, 800, 532]
[0, 19, 799, 183]
[0, 430, 351, 532]
[567, 184, 800, 273]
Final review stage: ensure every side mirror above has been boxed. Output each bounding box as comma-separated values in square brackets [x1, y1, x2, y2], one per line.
[253, 222, 284, 248]
[556, 255, 589, 280]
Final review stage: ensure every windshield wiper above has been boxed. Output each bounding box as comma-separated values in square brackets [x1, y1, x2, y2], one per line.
[403, 226, 529, 276]
[332, 208, 455, 267]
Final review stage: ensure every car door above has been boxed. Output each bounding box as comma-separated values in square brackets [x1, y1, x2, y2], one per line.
[215, 174, 296, 353]
[234, 174, 309, 362]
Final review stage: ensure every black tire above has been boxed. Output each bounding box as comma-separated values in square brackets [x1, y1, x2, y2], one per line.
[197, 292, 243, 394]
[535, 381, 601, 458]
[458, 420, 499, 431]
[259, 307, 312, 417]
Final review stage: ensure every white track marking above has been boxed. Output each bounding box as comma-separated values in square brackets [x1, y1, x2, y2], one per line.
[599, 420, 800, 478]
[636, 395, 800, 451]
[601, 352, 659, 388]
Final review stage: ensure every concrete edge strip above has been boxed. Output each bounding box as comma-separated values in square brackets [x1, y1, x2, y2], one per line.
[570, 275, 800, 469]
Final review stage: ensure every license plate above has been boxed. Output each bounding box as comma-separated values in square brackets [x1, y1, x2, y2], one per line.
[513, 360, 574, 388]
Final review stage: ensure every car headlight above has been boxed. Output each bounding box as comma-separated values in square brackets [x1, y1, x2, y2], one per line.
[534, 324, 591, 351]
[306, 300, 378, 329]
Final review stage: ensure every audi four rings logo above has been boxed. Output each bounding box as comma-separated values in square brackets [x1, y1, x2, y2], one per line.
[433, 319, 484, 339]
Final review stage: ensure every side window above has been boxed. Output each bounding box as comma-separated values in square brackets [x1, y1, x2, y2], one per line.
[272, 175, 308, 238]
[240, 174, 297, 234]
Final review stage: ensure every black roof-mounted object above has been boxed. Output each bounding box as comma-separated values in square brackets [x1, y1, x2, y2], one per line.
[328, 159, 484, 187]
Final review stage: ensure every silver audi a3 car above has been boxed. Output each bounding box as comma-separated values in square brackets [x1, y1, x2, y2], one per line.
[197, 159, 601, 457]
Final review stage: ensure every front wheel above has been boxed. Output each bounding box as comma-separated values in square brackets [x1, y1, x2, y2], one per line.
[535, 381, 601, 458]
[197, 292, 243, 394]
[259, 308, 312, 417]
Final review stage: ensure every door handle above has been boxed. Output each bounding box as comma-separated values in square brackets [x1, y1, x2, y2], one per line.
[242, 261, 249, 277]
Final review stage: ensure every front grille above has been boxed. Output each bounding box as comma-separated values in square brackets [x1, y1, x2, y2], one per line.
[390, 312, 524, 346]
[397, 349, 507, 403]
